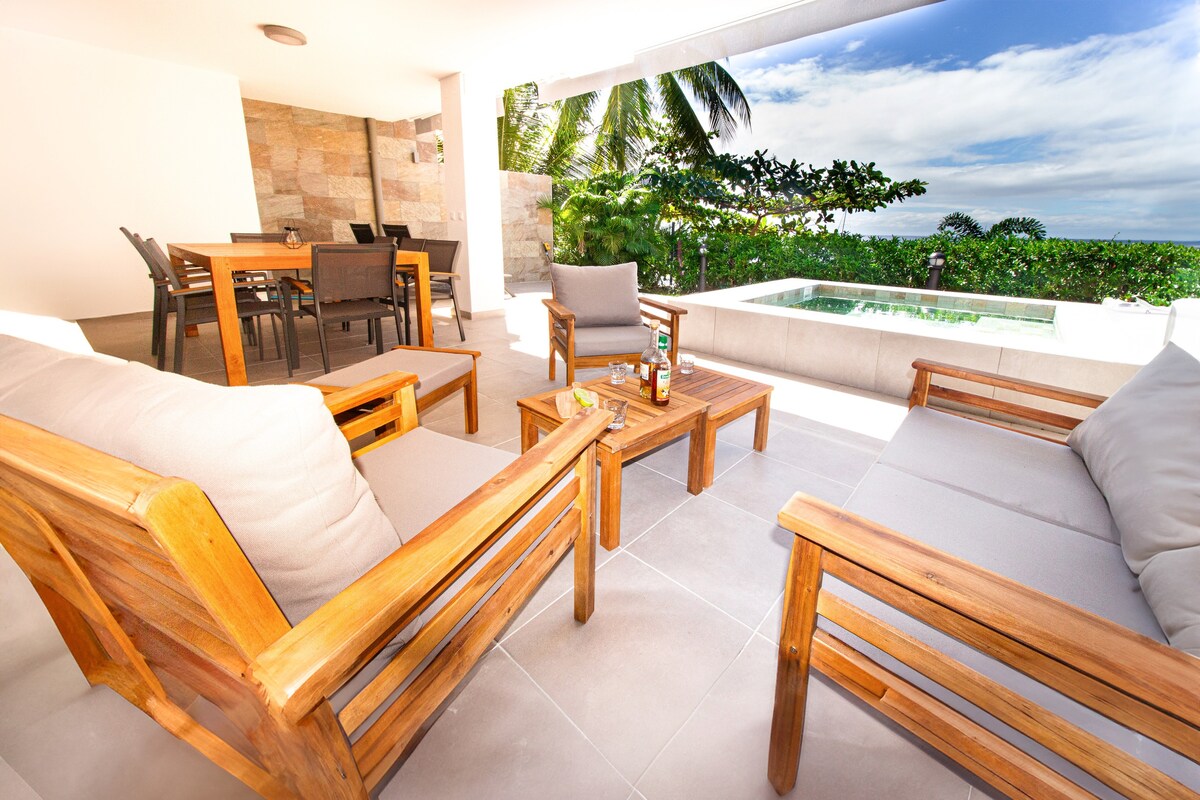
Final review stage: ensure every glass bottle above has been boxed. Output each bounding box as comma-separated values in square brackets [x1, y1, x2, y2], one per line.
[651, 328, 671, 407]
[639, 322, 661, 400]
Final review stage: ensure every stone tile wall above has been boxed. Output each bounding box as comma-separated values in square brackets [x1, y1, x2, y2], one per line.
[501, 171, 553, 282]
[243, 98, 550, 282]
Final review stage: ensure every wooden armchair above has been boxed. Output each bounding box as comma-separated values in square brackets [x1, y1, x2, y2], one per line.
[0, 373, 610, 798]
[768, 362, 1200, 798]
[545, 262, 687, 385]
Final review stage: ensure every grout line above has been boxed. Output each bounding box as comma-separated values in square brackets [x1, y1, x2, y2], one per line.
[496, 552, 620, 644]
[620, 550, 755, 637]
[496, 643, 635, 794]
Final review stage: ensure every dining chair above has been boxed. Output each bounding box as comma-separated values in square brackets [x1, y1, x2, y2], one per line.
[142, 238, 287, 373]
[349, 222, 376, 244]
[281, 243, 405, 374]
[382, 223, 411, 240]
[423, 239, 465, 341]
[230, 232, 287, 243]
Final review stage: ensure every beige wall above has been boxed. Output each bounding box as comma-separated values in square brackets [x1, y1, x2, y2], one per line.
[244, 99, 550, 281]
[0, 27, 261, 319]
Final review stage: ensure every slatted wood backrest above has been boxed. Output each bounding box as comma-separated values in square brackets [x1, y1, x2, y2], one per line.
[0, 413, 361, 799]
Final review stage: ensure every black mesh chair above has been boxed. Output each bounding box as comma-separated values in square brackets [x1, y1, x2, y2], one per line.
[424, 239, 465, 341]
[142, 238, 286, 373]
[230, 232, 287, 243]
[349, 223, 376, 244]
[282, 243, 404, 374]
[382, 223, 411, 241]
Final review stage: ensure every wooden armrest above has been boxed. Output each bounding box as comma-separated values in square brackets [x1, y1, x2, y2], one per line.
[912, 359, 1107, 408]
[247, 407, 612, 723]
[638, 296, 688, 317]
[388, 344, 481, 359]
[542, 298, 575, 322]
[281, 276, 313, 293]
[778, 492, 1200, 739]
[167, 285, 216, 297]
[321, 372, 418, 415]
[175, 274, 215, 286]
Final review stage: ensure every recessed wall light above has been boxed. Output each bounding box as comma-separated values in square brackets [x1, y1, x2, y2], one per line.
[263, 25, 307, 46]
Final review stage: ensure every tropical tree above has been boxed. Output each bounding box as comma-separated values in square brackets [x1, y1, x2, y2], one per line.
[498, 62, 751, 177]
[546, 172, 666, 266]
[938, 213, 1047, 240]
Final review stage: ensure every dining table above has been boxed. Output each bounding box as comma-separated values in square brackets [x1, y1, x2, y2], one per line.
[166, 242, 435, 386]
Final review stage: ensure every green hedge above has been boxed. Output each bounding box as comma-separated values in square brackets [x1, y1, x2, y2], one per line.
[642, 232, 1200, 305]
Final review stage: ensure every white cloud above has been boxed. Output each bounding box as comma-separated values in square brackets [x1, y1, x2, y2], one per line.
[722, 6, 1200, 240]
[843, 38, 865, 53]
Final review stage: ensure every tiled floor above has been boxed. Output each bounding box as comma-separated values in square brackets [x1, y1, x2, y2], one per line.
[1, 286, 1000, 799]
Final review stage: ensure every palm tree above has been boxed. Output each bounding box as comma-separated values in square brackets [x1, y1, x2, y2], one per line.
[498, 62, 751, 177]
[938, 213, 1047, 240]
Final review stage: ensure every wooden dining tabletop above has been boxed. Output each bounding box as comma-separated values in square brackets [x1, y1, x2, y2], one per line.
[166, 242, 434, 386]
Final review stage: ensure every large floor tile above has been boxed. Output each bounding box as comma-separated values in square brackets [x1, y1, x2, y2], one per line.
[626, 494, 791, 627]
[383, 648, 630, 800]
[426, 395, 521, 446]
[606, 463, 693, 548]
[503, 553, 751, 782]
[0, 755, 38, 800]
[499, 533, 621, 641]
[769, 410, 889, 454]
[637, 636, 972, 800]
[762, 427, 879, 487]
[634, 434, 750, 486]
[707, 452, 853, 524]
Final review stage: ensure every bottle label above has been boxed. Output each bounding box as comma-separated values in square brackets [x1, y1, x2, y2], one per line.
[655, 368, 670, 401]
[640, 362, 650, 381]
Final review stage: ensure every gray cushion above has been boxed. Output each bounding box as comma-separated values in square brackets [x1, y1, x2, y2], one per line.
[310, 347, 473, 401]
[550, 262, 642, 327]
[355, 426, 516, 544]
[881, 406, 1117, 542]
[833, 466, 1199, 795]
[0, 335, 400, 627]
[556, 324, 649, 357]
[1068, 342, 1200, 656]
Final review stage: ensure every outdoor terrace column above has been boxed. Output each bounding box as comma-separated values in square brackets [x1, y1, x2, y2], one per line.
[439, 72, 506, 319]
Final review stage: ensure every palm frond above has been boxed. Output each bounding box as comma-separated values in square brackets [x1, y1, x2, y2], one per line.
[654, 73, 713, 163]
[672, 62, 751, 139]
[595, 80, 654, 173]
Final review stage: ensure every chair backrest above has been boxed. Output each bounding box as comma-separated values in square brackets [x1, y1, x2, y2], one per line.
[348, 222, 376, 244]
[381, 223, 411, 240]
[141, 238, 189, 292]
[311, 243, 398, 304]
[374, 235, 397, 244]
[120, 227, 156, 278]
[423, 239, 461, 274]
[398, 236, 426, 252]
[549, 262, 643, 327]
[230, 232, 287, 243]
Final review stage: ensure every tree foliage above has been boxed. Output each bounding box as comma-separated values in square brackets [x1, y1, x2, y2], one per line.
[938, 212, 1048, 240]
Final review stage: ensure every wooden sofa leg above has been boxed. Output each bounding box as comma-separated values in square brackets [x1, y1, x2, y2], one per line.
[464, 369, 479, 434]
[573, 443, 597, 623]
[768, 537, 824, 794]
[565, 352, 575, 386]
[549, 350, 556, 381]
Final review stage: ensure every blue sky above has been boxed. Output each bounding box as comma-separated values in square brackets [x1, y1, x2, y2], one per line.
[721, 0, 1200, 240]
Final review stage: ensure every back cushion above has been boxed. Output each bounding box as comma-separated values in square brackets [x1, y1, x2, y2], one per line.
[0, 335, 401, 625]
[1068, 342, 1200, 655]
[550, 262, 642, 327]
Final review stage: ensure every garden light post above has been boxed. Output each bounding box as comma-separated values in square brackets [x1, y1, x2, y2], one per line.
[699, 242, 708, 292]
[925, 251, 946, 290]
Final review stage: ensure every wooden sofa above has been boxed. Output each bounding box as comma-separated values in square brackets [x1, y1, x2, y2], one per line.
[769, 357, 1200, 799]
[0, 333, 610, 798]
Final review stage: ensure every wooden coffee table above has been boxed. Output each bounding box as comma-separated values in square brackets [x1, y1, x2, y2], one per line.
[518, 379, 709, 550]
[671, 366, 773, 486]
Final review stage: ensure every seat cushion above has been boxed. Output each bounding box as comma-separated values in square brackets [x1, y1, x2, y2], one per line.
[0, 335, 400, 627]
[310, 348, 473, 401]
[556, 324, 649, 357]
[830, 465, 1200, 795]
[1068, 342, 1200, 655]
[354, 427, 516, 544]
[880, 406, 1116, 542]
[550, 263, 641, 327]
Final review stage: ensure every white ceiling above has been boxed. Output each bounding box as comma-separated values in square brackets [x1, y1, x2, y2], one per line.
[0, 0, 936, 120]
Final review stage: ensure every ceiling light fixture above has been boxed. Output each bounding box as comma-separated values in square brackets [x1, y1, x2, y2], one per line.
[262, 25, 307, 46]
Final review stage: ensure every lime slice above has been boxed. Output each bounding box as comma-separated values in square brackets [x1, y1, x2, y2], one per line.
[573, 388, 594, 407]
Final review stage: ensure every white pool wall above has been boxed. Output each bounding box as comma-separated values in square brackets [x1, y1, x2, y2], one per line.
[673, 278, 1173, 418]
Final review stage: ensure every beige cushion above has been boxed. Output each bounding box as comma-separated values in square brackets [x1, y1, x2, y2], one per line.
[556, 324, 650, 357]
[551, 262, 641, 327]
[0, 335, 400, 626]
[310, 347, 473, 400]
[1068, 343, 1200, 655]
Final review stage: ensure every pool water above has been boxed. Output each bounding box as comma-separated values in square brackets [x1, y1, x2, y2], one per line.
[748, 285, 1057, 337]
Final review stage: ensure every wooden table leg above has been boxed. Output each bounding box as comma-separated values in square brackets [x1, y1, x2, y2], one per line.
[573, 443, 597, 623]
[204, 259, 248, 386]
[754, 395, 772, 452]
[768, 537, 824, 794]
[700, 414, 719, 488]
[520, 413, 540, 453]
[598, 449, 622, 551]
[687, 423, 706, 494]
[413, 253, 434, 347]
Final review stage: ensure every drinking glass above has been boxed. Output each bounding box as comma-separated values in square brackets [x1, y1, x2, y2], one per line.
[609, 361, 628, 384]
[603, 398, 629, 431]
[679, 354, 695, 374]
